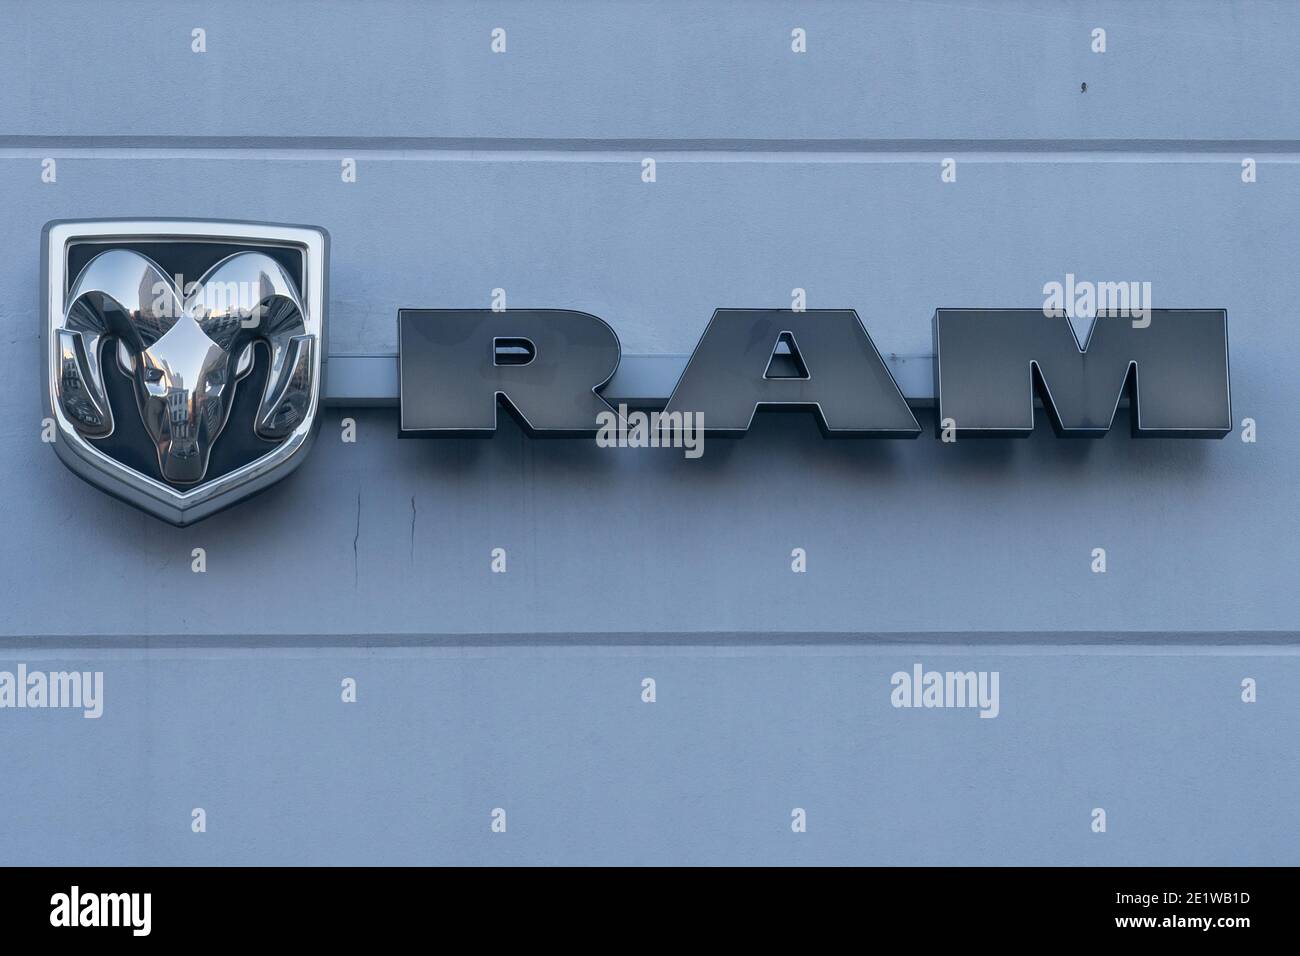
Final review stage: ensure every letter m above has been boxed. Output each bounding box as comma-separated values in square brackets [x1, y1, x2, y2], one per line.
[934, 310, 1231, 437]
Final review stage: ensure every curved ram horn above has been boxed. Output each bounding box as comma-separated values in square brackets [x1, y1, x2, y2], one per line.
[191, 252, 313, 440]
[58, 250, 182, 437]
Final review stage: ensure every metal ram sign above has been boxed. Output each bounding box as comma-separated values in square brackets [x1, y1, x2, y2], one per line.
[43, 220, 1231, 525]
[42, 220, 327, 525]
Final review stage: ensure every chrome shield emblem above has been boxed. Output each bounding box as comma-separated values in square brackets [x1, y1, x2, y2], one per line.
[43, 220, 328, 525]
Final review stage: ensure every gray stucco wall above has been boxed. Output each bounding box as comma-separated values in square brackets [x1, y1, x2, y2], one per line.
[1, 0, 1297, 864]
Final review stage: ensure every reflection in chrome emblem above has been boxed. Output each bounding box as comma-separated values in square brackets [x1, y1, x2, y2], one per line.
[43, 220, 328, 525]
[59, 249, 311, 483]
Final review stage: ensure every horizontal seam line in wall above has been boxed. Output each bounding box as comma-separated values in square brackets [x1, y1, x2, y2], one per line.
[1, 632, 1298, 650]
[2, 136, 1300, 164]
[5, 137, 1300, 151]
[6, 152, 1298, 166]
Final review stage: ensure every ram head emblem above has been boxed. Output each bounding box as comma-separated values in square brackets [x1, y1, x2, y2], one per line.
[55, 249, 313, 484]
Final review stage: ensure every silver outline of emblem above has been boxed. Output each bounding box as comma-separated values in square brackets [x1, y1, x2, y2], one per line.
[42, 219, 329, 525]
